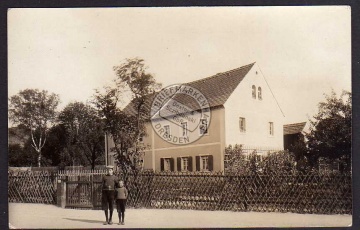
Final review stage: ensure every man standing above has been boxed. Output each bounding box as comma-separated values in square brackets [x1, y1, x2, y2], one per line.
[101, 165, 118, 225]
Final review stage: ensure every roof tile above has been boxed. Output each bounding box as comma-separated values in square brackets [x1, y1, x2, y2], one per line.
[124, 63, 255, 118]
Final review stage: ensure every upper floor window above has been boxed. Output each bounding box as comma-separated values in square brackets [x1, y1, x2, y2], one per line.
[239, 117, 246, 133]
[164, 125, 170, 138]
[199, 118, 208, 135]
[258, 87, 262, 100]
[269, 122, 274, 136]
[252, 85, 256, 99]
[181, 122, 188, 137]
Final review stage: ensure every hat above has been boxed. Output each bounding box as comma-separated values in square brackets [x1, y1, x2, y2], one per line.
[106, 165, 114, 169]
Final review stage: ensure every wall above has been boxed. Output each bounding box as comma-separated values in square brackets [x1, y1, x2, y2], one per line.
[143, 106, 226, 171]
[224, 64, 284, 152]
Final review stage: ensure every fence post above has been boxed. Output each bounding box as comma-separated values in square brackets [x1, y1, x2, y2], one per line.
[57, 179, 67, 208]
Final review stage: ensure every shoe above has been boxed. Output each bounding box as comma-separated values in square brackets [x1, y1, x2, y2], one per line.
[108, 220, 113, 225]
[103, 222, 108, 225]
[121, 221, 125, 225]
[118, 222, 121, 225]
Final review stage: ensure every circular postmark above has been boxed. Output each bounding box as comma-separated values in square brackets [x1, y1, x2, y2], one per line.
[150, 84, 211, 145]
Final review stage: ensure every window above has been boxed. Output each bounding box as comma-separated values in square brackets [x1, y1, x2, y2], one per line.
[256, 155, 262, 162]
[182, 157, 189, 171]
[138, 134, 144, 142]
[196, 155, 213, 171]
[177, 157, 193, 172]
[201, 156, 209, 171]
[181, 122, 188, 136]
[164, 125, 170, 138]
[164, 158, 171, 171]
[258, 87, 262, 100]
[161, 157, 174, 171]
[239, 117, 246, 133]
[252, 85, 256, 99]
[138, 158, 144, 169]
[269, 122, 274, 136]
[199, 118, 208, 135]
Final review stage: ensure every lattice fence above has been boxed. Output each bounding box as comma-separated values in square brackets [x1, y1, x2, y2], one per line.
[124, 171, 352, 214]
[8, 170, 352, 214]
[8, 170, 57, 204]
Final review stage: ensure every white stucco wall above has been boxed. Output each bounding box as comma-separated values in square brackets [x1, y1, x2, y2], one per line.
[224, 63, 284, 151]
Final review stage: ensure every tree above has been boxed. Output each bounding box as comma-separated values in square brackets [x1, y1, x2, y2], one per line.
[8, 89, 60, 167]
[8, 143, 37, 167]
[8, 124, 30, 147]
[41, 124, 68, 168]
[92, 87, 144, 178]
[58, 102, 105, 169]
[113, 58, 161, 174]
[287, 135, 311, 173]
[224, 144, 247, 174]
[93, 58, 162, 179]
[224, 144, 296, 175]
[113, 58, 162, 138]
[305, 90, 351, 170]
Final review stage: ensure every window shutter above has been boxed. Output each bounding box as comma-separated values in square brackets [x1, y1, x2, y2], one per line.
[170, 158, 174, 171]
[188, 157, 193, 172]
[196, 156, 200, 171]
[208, 155, 214, 171]
[177, 157, 181, 171]
[160, 158, 164, 171]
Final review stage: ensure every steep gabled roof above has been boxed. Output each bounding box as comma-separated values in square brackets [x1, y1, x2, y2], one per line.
[283, 122, 306, 135]
[183, 63, 255, 108]
[123, 63, 255, 118]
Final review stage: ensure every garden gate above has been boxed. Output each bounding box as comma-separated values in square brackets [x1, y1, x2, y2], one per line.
[58, 170, 105, 209]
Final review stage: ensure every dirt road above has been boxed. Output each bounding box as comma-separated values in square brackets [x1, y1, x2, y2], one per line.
[8, 203, 352, 229]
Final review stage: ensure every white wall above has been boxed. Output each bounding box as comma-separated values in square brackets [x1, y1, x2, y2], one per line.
[224, 64, 284, 150]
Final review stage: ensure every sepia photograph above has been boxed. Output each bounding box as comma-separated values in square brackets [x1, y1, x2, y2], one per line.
[7, 6, 352, 228]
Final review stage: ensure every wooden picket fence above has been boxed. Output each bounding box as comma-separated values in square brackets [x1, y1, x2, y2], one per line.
[8, 170, 352, 214]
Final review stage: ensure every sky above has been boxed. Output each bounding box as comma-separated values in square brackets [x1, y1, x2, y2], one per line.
[8, 6, 351, 126]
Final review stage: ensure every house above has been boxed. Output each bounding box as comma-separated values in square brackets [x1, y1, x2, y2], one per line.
[107, 62, 285, 172]
[283, 122, 306, 151]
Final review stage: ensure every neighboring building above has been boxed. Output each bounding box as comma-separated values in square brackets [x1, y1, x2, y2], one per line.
[283, 122, 306, 150]
[108, 62, 285, 172]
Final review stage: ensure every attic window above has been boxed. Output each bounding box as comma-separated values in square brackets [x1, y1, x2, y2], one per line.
[258, 87, 262, 100]
[252, 85, 256, 99]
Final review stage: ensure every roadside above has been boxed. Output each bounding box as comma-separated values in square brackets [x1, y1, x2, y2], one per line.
[9, 203, 352, 229]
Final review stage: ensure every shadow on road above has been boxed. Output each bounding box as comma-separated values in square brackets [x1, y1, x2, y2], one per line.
[63, 218, 104, 224]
